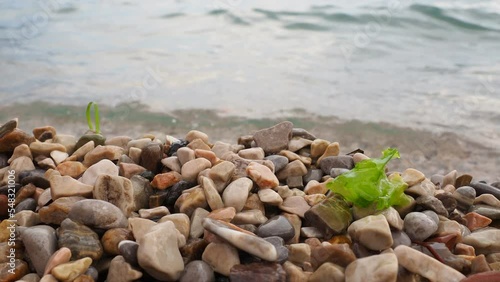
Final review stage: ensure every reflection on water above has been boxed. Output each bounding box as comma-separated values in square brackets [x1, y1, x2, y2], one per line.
[0, 0, 499, 148]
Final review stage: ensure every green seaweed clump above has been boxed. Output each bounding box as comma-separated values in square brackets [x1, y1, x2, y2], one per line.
[326, 148, 411, 210]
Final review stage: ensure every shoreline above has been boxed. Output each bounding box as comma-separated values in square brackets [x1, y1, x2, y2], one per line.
[1, 101, 498, 182]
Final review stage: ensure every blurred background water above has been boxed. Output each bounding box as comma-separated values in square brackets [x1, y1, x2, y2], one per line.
[0, 0, 499, 149]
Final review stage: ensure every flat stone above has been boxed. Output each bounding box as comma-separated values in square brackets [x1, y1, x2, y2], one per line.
[51, 257, 92, 282]
[304, 180, 328, 195]
[246, 162, 279, 189]
[348, 214, 393, 251]
[394, 245, 466, 282]
[9, 156, 35, 177]
[44, 247, 72, 276]
[152, 171, 183, 191]
[304, 169, 323, 183]
[57, 218, 103, 261]
[279, 196, 310, 218]
[137, 221, 184, 281]
[304, 197, 352, 236]
[82, 145, 124, 167]
[464, 212, 492, 231]
[403, 212, 438, 242]
[190, 208, 210, 239]
[194, 149, 218, 165]
[52, 134, 77, 154]
[202, 218, 278, 261]
[256, 215, 294, 241]
[208, 161, 235, 192]
[67, 140, 94, 162]
[202, 242, 240, 276]
[345, 253, 398, 282]
[187, 138, 211, 151]
[462, 271, 500, 282]
[0, 124, 35, 152]
[180, 260, 214, 282]
[229, 263, 286, 282]
[119, 162, 146, 179]
[416, 195, 449, 217]
[211, 141, 234, 159]
[30, 141, 67, 156]
[201, 176, 224, 211]
[258, 188, 283, 206]
[56, 161, 86, 178]
[264, 155, 288, 172]
[68, 199, 128, 229]
[474, 194, 500, 208]
[239, 147, 265, 160]
[435, 192, 458, 214]
[319, 156, 354, 174]
[280, 150, 312, 166]
[317, 142, 340, 164]
[470, 204, 500, 220]
[158, 213, 191, 240]
[22, 225, 57, 276]
[310, 139, 330, 159]
[222, 177, 253, 212]
[127, 138, 153, 151]
[14, 210, 40, 227]
[462, 229, 500, 255]
[406, 179, 436, 197]
[105, 136, 132, 149]
[233, 209, 268, 225]
[49, 173, 93, 201]
[50, 150, 69, 165]
[309, 262, 344, 282]
[288, 137, 313, 152]
[310, 242, 356, 268]
[139, 206, 170, 219]
[79, 159, 118, 186]
[94, 174, 135, 216]
[253, 121, 293, 154]
[101, 228, 133, 255]
[161, 156, 181, 173]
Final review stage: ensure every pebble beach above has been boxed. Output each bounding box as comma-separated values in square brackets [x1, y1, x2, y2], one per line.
[0, 118, 500, 282]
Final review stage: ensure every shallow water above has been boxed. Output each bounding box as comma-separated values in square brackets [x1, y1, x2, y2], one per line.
[0, 0, 499, 149]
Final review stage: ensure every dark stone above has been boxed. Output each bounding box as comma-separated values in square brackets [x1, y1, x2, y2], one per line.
[286, 176, 304, 189]
[303, 169, 323, 183]
[391, 230, 411, 249]
[470, 182, 500, 200]
[292, 128, 316, 140]
[352, 242, 379, 258]
[0, 183, 22, 196]
[253, 121, 293, 154]
[304, 197, 352, 237]
[452, 186, 476, 211]
[415, 196, 449, 217]
[461, 271, 500, 282]
[38, 131, 54, 142]
[256, 216, 295, 241]
[15, 198, 36, 213]
[435, 193, 457, 214]
[492, 182, 500, 189]
[148, 191, 169, 208]
[118, 240, 139, 266]
[168, 139, 188, 156]
[85, 266, 99, 281]
[0, 153, 9, 168]
[330, 168, 350, 178]
[180, 260, 215, 282]
[20, 175, 50, 189]
[263, 236, 288, 263]
[319, 156, 354, 174]
[426, 242, 470, 273]
[427, 234, 460, 251]
[0, 128, 35, 153]
[165, 181, 196, 207]
[448, 212, 467, 226]
[57, 218, 103, 261]
[139, 143, 163, 173]
[229, 263, 286, 282]
[237, 135, 254, 148]
[18, 169, 48, 185]
[139, 170, 155, 182]
[180, 238, 209, 265]
[264, 155, 288, 172]
[74, 133, 106, 152]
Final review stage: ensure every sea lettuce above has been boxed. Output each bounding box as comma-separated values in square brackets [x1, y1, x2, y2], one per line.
[326, 148, 411, 210]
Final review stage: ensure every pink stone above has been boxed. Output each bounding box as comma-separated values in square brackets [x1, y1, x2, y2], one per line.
[44, 247, 72, 275]
[464, 212, 492, 231]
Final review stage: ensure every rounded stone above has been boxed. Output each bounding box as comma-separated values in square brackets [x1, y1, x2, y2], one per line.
[118, 240, 139, 266]
[256, 215, 295, 241]
[22, 225, 58, 276]
[180, 260, 215, 282]
[101, 228, 134, 255]
[57, 218, 103, 261]
[68, 199, 128, 229]
[403, 212, 438, 242]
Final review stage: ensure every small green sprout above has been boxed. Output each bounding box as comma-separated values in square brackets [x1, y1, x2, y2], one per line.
[326, 148, 411, 210]
[86, 101, 101, 134]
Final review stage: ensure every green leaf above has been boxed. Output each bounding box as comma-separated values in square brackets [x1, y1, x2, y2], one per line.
[86, 102, 101, 134]
[326, 148, 411, 210]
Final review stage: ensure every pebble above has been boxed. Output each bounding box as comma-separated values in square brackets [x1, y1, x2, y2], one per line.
[56, 161, 87, 178]
[257, 188, 283, 206]
[107, 255, 142, 282]
[317, 142, 340, 164]
[406, 179, 436, 197]
[229, 262, 286, 282]
[403, 211, 438, 241]
[138, 206, 170, 219]
[68, 199, 128, 229]
[105, 135, 132, 149]
[9, 156, 35, 176]
[8, 144, 32, 163]
[177, 147, 195, 166]
[276, 160, 307, 181]
[180, 260, 214, 282]
[51, 257, 92, 282]
[470, 204, 500, 220]
[264, 155, 288, 172]
[222, 177, 253, 212]
[15, 198, 37, 213]
[348, 214, 393, 251]
[14, 210, 40, 227]
[79, 159, 118, 186]
[462, 229, 500, 255]
[462, 271, 500, 282]
[158, 213, 191, 240]
[202, 242, 240, 276]
[435, 192, 458, 214]
[304, 197, 352, 236]
[255, 215, 294, 241]
[309, 262, 344, 282]
[310, 242, 356, 268]
[49, 174, 93, 200]
[57, 218, 103, 260]
[402, 168, 426, 186]
[319, 156, 354, 174]
[253, 121, 293, 154]
[246, 161, 279, 189]
[239, 147, 265, 160]
[0, 259, 29, 281]
[94, 174, 135, 216]
[181, 158, 212, 182]
[208, 160, 235, 192]
[179, 187, 208, 217]
[280, 150, 312, 166]
[22, 225, 57, 276]
[101, 228, 133, 255]
[82, 145, 124, 167]
[139, 143, 163, 173]
[190, 208, 210, 239]
[118, 240, 139, 266]
[202, 218, 278, 261]
[137, 221, 184, 281]
[416, 195, 449, 217]
[380, 207, 404, 230]
[279, 196, 310, 218]
[29, 142, 67, 156]
[345, 253, 398, 282]
[310, 139, 330, 158]
[38, 196, 82, 224]
[50, 150, 68, 165]
[474, 193, 500, 208]
[288, 137, 312, 152]
[162, 156, 182, 173]
[395, 245, 466, 282]
[453, 186, 476, 210]
[463, 212, 492, 231]
[119, 162, 146, 179]
[44, 247, 71, 276]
